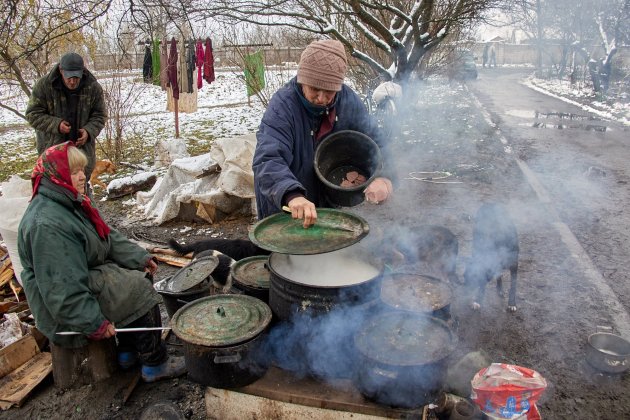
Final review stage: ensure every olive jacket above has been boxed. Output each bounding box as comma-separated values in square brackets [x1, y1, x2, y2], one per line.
[25, 65, 107, 178]
[18, 179, 161, 348]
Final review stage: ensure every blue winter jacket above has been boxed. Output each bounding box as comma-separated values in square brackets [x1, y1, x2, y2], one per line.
[253, 77, 390, 219]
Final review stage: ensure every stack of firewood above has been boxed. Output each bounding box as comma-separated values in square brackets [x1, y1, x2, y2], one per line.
[0, 246, 24, 304]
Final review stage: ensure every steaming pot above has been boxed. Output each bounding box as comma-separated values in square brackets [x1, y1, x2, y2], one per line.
[171, 295, 272, 387]
[267, 248, 382, 321]
[353, 311, 455, 408]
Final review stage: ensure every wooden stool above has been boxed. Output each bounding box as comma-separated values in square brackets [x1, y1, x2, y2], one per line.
[50, 338, 117, 389]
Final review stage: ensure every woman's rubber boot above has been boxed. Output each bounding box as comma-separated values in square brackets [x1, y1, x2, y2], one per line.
[117, 351, 138, 370]
[141, 356, 187, 382]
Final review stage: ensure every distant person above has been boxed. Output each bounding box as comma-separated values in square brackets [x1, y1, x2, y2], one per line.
[489, 44, 497, 68]
[253, 39, 395, 227]
[25, 52, 107, 195]
[482, 44, 489, 68]
[18, 142, 186, 382]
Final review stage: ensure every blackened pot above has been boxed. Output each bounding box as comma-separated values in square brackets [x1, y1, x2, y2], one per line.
[230, 255, 271, 303]
[171, 295, 272, 388]
[267, 250, 382, 321]
[154, 277, 211, 319]
[354, 312, 456, 408]
[314, 130, 382, 207]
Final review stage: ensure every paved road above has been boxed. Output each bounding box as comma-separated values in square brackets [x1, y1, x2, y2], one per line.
[468, 67, 630, 337]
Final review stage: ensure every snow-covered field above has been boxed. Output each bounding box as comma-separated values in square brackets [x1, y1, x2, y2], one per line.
[1, 65, 627, 184]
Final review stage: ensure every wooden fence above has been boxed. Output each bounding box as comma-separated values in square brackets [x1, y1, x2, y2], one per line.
[92, 43, 630, 72]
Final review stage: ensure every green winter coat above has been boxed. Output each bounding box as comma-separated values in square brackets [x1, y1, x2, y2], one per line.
[25, 65, 107, 179]
[17, 179, 161, 348]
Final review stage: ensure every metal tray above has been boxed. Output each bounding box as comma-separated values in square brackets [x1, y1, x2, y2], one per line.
[249, 208, 369, 254]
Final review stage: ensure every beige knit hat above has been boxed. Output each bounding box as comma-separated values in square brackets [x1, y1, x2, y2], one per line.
[297, 40, 348, 92]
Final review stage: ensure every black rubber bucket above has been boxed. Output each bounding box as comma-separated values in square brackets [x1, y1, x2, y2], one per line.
[314, 130, 382, 207]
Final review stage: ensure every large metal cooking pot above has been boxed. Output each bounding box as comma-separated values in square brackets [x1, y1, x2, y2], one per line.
[586, 330, 630, 374]
[354, 311, 456, 408]
[230, 255, 271, 302]
[154, 256, 219, 319]
[171, 295, 272, 388]
[380, 273, 453, 320]
[267, 246, 383, 321]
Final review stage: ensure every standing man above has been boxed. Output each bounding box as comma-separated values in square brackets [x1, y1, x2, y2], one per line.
[253, 39, 394, 227]
[26, 52, 107, 194]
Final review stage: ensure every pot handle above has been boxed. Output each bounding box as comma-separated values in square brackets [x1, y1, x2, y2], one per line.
[214, 352, 242, 364]
[596, 325, 614, 334]
[372, 366, 398, 380]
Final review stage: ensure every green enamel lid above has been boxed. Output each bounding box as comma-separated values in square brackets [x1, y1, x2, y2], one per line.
[171, 295, 272, 347]
[249, 208, 369, 255]
[231, 255, 270, 290]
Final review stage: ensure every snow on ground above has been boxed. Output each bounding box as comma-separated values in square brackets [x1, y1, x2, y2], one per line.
[0, 65, 628, 186]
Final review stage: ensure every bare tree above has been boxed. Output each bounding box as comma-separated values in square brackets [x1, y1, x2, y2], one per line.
[0, 0, 111, 120]
[131, 0, 504, 83]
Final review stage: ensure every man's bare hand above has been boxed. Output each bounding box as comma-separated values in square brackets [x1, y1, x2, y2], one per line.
[59, 120, 71, 134]
[76, 129, 88, 146]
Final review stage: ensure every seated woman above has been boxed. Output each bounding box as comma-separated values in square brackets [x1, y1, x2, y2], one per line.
[18, 142, 185, 382]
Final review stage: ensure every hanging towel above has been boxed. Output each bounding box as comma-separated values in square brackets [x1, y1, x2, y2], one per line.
[152, 39, 161, 86]
[195, 40, 204, 89]
[142, 45, 152, 83]
[178, 38, 189, 94]
[160, 38, 169, 90]
[244, 50, 265, 96]
[167, 37, 179, 100]
[203, 38, 215, 84]
[186, 40, 195, 93]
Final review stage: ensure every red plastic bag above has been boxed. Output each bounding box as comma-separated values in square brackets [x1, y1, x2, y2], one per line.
[471, 363, 547, 419]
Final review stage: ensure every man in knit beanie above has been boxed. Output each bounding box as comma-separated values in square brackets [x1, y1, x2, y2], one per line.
[253, 39, 394, 226]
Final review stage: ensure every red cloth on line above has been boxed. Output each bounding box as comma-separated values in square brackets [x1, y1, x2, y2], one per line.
[195, 40, 205, 89]
[167, 37, 179, 100]
[31, 141, 111, 239]
[204, 38, 215, 84]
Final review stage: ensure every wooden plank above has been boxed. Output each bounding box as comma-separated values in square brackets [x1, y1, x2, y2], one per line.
[0, 334, 39, 378]
[153, 254, 192, 267]
[205, 387, 395, 420]
[233, 366, 422, 418]
[0, 352, 52, 410]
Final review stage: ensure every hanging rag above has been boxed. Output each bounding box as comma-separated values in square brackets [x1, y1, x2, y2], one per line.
[178, 38, 189, 94]
[151, 39, 161, 86]
[142, 45, 152, 83]
[160, 38, 169, 90]
[195, 40, 204, 89]
[244, 50, 265, 96]
[186, 40, 196, 93]
[167, 37, 179, 100]
[203, 38, 215, 84]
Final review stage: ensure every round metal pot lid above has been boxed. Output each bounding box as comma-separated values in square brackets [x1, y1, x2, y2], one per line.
[231, 256, 270, 290]
[380, 273, 453, 313]
[171, 295, 272, 347]
[166, 255, 219, 293]
[154, 276, 209, 296]
[355, 312, 454, 366]
[249, 208, 369, 255]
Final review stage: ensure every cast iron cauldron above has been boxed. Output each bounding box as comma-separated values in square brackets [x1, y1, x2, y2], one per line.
[267, 248, 383, 321]
[153, 256, 219, 319]
[380, 273, 453, 320]
[314, 130, 382, 207]
[171, 295, 272, 388]
[354, 311, 456, 408]
[230, 255, 271, 302]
